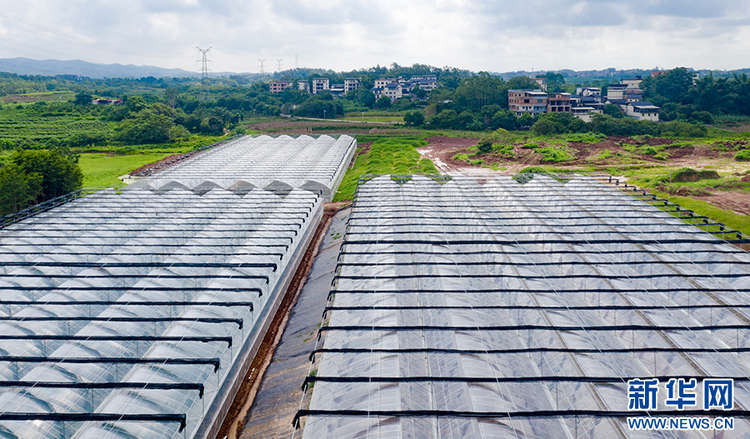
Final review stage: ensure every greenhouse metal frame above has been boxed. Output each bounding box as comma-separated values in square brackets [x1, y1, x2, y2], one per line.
[0, 134, 356, 439]
[298, 174, 750, 439]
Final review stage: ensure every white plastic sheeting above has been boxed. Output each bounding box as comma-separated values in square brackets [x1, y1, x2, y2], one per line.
[0, 135, 355, 439]
[302, 174, 750, 439]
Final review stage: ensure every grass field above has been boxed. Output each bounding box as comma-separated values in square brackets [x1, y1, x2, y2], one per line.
[79, 148, 194, 187]
[333, 136, 438, 201]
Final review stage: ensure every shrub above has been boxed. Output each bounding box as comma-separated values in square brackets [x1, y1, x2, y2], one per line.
[477, 138, 493, 154]
[736, 150, 750, 162]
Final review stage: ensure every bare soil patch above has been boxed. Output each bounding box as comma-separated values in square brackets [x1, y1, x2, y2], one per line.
[694, 191, 750, 216]
[357, 142, 372, 156]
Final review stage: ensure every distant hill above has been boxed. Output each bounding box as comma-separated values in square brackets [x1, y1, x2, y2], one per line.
[0, 58, 240, 79]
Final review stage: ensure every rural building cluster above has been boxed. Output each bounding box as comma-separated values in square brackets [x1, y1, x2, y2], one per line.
[269, 77, 362, 97]
[510, 75, 661, 121]
[269, 75, 439, 101]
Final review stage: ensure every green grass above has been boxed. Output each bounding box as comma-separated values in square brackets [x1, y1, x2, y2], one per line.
[0, 108, 113, 143]
[649, 190, 750, 237]
[333, 137, 437, 201]
[79, 148, 193, 187]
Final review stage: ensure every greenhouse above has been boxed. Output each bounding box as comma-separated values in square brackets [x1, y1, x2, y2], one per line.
[0, 134, 356, 439]
[299, 174, 750, 438]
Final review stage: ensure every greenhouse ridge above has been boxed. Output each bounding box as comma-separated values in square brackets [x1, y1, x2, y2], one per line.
[0, 134, 356, 439]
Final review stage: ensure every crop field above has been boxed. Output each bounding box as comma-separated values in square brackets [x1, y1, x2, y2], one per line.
[0, 108, 112, 142]
[1, 91, 75, 103]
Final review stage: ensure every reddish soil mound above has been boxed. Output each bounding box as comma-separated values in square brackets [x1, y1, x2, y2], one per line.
[357, 142, 372, 156]
[130, 150, 205, 177]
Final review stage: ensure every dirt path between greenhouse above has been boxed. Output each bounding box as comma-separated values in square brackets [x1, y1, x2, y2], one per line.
[217, 202, 349, 439]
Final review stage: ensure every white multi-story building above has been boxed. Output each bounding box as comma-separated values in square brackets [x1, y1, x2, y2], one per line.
[627, 101, 660, 121]
[344, 78, 360, 93]
[312, 77, 330, 94]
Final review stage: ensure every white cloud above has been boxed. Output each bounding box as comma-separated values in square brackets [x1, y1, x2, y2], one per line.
[0, 0, 749, 73]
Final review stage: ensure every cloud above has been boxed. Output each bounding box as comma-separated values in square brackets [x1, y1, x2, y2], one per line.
[0, 0, 749, 73]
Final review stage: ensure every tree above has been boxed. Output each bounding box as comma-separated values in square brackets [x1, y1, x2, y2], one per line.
[412, 85, 427, 99]
[0, 162, 42, 216]
[73, 90, 93, 105]
[10, 149, 83, 202]
[356, 89, 376, 108]
[642, 67, 695, 104]
[164, 87, 178, 108]
[531, 118, 566, 136]
[455, 110, 476, 129]
[491, 110, 517, 130]
[603, 103, 625, 118]
[116, 108, 174, 144]
[429, 109, 458, 128]
[404, 111, 425, 127]
[453, 72, 505, 112]
[201, 115, 225, 135]
[375, 95, 392, 109]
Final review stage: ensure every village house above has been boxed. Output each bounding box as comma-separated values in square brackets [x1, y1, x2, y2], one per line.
[508, 89, 548, 117]
[312, 77, 330, 94]
[269, 81, 292, 94]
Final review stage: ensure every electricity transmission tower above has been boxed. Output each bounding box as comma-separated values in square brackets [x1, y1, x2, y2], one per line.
[196, 46, 212, 101]
[258, 58, 266, 75]
[276, 58, 283, 72]
[295, 53, 299, 70]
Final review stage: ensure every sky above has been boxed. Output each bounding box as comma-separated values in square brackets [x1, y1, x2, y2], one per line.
[1, 0, 749, 74]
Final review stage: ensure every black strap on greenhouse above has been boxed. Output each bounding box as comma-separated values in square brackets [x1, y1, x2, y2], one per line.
[0, 356, 221, 372]
[302, 375, 750, 391]
[0, 235, 296, 244]
[0, 381, 205, 398]
[0, 273, 271, 284]
[336, 248, 749, 259]
[345, 220, 716, 229]
[0, 261, 278, 272]
[7, 220, 305, 230]
[0, 316, 244, 329]
[335, 260, 747, 269]
[0, 299, 256, 307]
[341, 238, 749, 246]
[0, 231, 301, 240]
[342, 230, 722, 238]
[0, 335, 233, 347]
[322, 303, 750, 318]
[328, 287, 750, 300]
[0, 243, 290, 250]
[0, 413, 187, 431]
[318, 323, 750, 335]
[308, 347, 750, 363]
[293, 409, 750, 429]
[332, 273, 746, 282]
[0, 251, 286, 260]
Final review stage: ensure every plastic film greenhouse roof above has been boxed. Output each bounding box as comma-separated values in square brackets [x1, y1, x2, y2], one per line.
[299, 174, 750, 439]
[0, 135, 355, 439]
[128, 134, 356, 198]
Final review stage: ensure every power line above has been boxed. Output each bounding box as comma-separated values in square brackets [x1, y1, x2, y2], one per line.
[295, 53, 299, 69]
